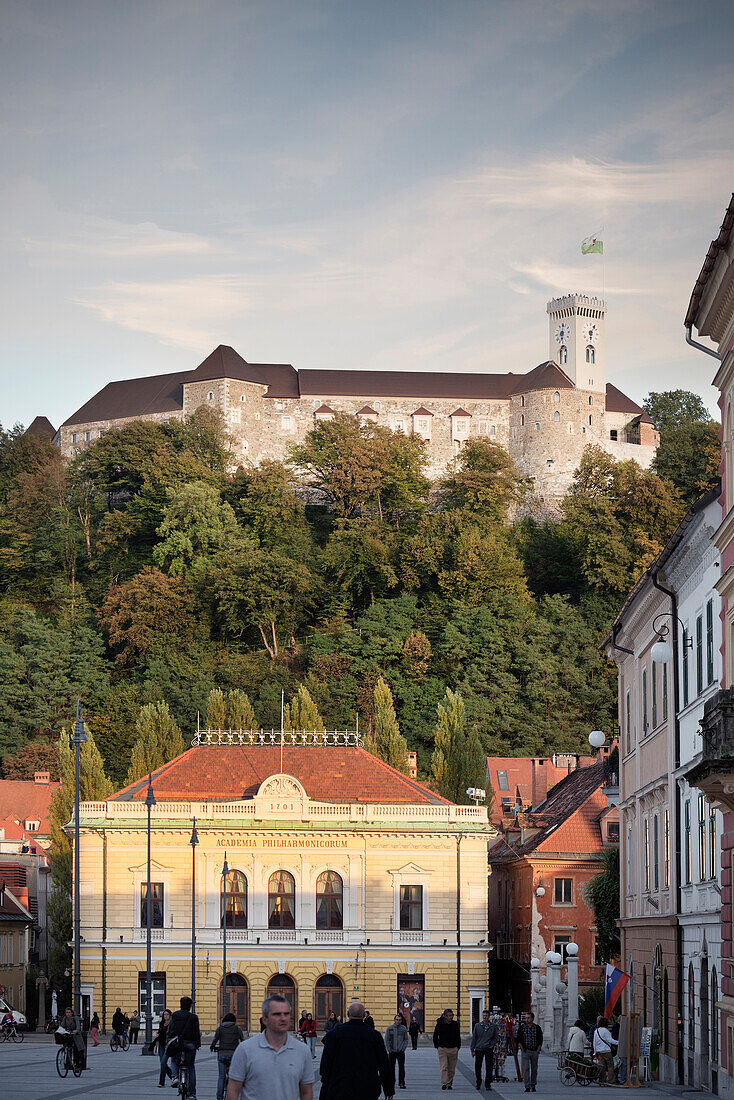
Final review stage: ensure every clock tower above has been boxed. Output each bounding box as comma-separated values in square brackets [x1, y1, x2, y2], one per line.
[547, 294, 606, 393]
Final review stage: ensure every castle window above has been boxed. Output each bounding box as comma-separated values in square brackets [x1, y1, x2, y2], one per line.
[393, 418, 406, 433]
[99, 429, 105, 438]
[85, 431, 91, 442]
[535, 422, 540, 431]
[559, 345, 568, 365]
[478, 420, 489, 435]
[490, 424, 496, 436]
[582, 426, 586, 434]
[72, 433, 77, 444]
[281, 416, 293, 432]
[520, 415, 525, 427]
[589, 396, 593, 405]
[553, 391, 560, 403]
[521, 396, 525, 407]
[586, 345, 595, 364]
[554, 411, 560, 422]
[610, 429, 618, 441]
[589, 415, 592, 425]
[208, 392, 214, 402]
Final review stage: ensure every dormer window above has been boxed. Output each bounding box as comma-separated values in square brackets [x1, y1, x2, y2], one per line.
[559, 345, 568, 365]
[450, 409, 471, 441]
[586, 345, 595, 364]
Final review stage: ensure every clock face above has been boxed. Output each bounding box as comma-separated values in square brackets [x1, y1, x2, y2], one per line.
[583, 323, 599, 344]
[555, 322, 571, 344]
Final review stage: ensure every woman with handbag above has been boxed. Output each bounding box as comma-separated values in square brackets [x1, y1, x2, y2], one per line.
[152, 1008, 173, 1088]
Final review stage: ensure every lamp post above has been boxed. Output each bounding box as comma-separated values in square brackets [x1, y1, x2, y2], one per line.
[190, 817, 199, 1007]
[222, 852, 229, 1021]
[72, 700, 87, 1021]
[143, 773, 156, 1053]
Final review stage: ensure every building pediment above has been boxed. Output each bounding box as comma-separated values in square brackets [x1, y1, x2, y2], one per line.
[129, 859, 169, 874]
[388, 862, 433, 878]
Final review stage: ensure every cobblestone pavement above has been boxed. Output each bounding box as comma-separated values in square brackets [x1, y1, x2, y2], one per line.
[0, 1036, 677, 1100]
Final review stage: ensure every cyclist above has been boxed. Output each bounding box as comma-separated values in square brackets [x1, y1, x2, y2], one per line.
[112, 1006, 125, 1046]
[58, 1006, 84, 1071]
[1, 1009, 14, 1036]
[168, 996, 201, 1100]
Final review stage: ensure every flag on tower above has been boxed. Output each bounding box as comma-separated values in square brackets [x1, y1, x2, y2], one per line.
[604, 963, 630, 1017]
[582, 233, 603, 255]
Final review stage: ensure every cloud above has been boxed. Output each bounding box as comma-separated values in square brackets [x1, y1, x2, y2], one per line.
[23, 217, 216, 259]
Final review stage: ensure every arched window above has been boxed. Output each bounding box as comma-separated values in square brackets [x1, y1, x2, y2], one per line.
[589, 415, 593, 426]
[712, 967, 719, 1062]
[316, 871, 343, 929]
[221, 870, 247, 928]
[559, 345, 568, 365]
[688, 962, 695, 1049]
[535, 422, 540, 431]
[521, 395, 525, 407]
[553, 391, 560, 403]
[520, 415, 525, 427]
[586, 345, 595, 363]
[554, 411, 560, 422]
[589, 396, 593, 405]
[268, 870, 296, 929]
[208, 391, 214, 402]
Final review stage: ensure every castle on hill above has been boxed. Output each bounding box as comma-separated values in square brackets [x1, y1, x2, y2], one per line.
[57, 294, 658, 498]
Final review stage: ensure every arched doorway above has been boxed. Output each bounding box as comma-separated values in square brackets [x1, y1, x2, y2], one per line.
[220, 973, 248, 1030]
[267, 973, 297, 1028]
[701, 957, 710, 1065]
[314, 974, 343, 1029]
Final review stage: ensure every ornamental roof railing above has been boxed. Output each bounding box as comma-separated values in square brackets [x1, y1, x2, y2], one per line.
[191, 729, 361, 747]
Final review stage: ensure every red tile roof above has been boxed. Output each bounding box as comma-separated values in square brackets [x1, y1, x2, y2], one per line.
[486, 755, 596, 825]
[111, 745, 449, 805]
[0, 779, 60, 836]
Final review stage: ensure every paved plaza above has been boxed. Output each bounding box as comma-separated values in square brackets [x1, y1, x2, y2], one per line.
[0, 1036, 677, 1100]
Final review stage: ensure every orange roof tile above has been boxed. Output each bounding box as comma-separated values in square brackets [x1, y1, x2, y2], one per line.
[112, 745, 449, 805]
[0, 779, 60, 835]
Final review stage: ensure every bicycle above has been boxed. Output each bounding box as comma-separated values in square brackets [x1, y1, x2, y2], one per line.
[0, 1022, 24, 1043]
[55, 1035, 82, 1078]
[110, 1031, 129, 1051]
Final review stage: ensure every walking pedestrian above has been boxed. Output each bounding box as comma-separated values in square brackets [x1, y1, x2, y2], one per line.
[151, 1008, 173, 1087]
[320, 1001, 394, 1100]
[471, 1009, 498, 1090]
[90, 1012, 100, 1046]
[324, 1010, 338, 1035]
[363, 1009, 375, 1029]
[592, 1016, 617, 1083]
[211, 1011, 245, 1100]
[432, 1008, 461, 1090]
[385, 1014, 409, 1090]
[409, 1013, 420, 1051]
[226, 994, 313, 1100]
[129, 1010, 140, 1044]
[516, 1011, 543, 1093]
[167, 996, 201, 1100]
[299, 1012, 317, 1058]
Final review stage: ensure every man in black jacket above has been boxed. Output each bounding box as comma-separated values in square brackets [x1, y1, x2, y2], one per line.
[516, 1012, 543, 1093]
[433, 1008, 461, 1090]
[167, 997, 201, 1100]
[320, 1001, 394, 1100]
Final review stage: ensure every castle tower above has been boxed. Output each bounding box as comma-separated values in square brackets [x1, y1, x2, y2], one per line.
[547, 294, 606, 394]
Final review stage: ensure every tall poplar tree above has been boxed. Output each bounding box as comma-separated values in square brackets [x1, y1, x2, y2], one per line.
[371, 677, 408, 772]
[206, 688, 227, 730]
[431, 689, 485, 803]
[126, 701, 186, 783]
[227, 689, 256, 730]
[283, 685, 325, 732]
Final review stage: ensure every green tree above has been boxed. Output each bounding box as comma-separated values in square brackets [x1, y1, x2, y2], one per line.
[99, 567, 196, 668]
[227, 689, 256, 730]
[283, 685, 325, 732]
[153, 481, 240, 575]
[436, 438, 526, 521]
[225, 461, 316, 557]
[163, 405, 232, 472]
[369, 677, 408, 772]
[642, 389, 710, 434]
[584, 846, 620, 962]
[431, 689, 485, 803]
[562, 446, 684, 601]
[47, 721, 112, 1000]
[652, 420, 720, 508]
[206, 688, 227, 730]
[126, 702, 186, 783]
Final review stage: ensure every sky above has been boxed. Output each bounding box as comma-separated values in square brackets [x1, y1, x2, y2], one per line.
[2, 0, 734, 430]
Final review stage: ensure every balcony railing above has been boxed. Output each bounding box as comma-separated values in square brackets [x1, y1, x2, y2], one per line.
[700, 687, 734, 761]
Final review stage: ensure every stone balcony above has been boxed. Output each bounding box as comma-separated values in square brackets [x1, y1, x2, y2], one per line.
[684, 687, 734, 811]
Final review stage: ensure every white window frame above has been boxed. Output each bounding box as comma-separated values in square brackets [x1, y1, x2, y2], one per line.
[389, 864, 432, 945]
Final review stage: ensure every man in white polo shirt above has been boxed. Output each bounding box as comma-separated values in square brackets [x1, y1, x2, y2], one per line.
[226, 994, 314, 1100]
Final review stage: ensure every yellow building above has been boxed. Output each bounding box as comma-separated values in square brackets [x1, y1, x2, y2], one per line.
[76, 732, 496, 1033]
[0, 883, 32, 1015]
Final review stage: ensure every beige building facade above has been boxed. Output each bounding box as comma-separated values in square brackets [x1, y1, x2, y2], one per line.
[75, 733, 495, 1033]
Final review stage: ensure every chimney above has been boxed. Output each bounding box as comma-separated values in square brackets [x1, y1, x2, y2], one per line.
[34, 771, 50, 785]
[406, 752, 417, 780]
[531, 759, 548, 808]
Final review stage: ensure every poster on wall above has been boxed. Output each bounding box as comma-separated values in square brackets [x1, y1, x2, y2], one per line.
[397, 975, 425, 1031]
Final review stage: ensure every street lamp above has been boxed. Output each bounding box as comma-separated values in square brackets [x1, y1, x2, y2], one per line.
[143, 772, 156, 1053]
[72, 700, 87, 1022]
[190, 817, 199, 1007]
[222, 852, 229, 1021]
[589, 730, 606, 750]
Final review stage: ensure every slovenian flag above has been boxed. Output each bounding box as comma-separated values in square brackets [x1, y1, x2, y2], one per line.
[604, 963, 630, 1017]
[582, 233, 603, 255]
